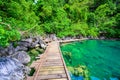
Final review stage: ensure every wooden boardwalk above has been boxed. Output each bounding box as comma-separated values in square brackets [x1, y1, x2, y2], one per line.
[27, 41, 71, 80]
[59, 38, 88, 43]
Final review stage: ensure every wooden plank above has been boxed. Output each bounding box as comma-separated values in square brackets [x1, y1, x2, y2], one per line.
[30, 63, 39, 68]
[59, 38, 88, 43]
[46, 57, 61, 59]
[39, 70, 65, 75]
[48, 79, 67, 80]
[45, 59, 62, 62]
[42, 63, 63, 66]
[44, 62, 63, 64]
[39, 67, 64, 71]
[26, 76, 34, 80]
[44, 60, 62, 63]
[37, 74, 67, 80]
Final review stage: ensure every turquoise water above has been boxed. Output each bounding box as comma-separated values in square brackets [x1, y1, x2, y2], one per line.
[60, 40, 120, 80]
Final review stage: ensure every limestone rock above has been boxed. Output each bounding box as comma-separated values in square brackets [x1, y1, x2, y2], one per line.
[0, 47, 8, 57]
[49, 34, 57, 41]
[17, 41, 31, 47]
[13, 51, 30, 64]
[7, 43, 15, 55]
[15, 46, 28, 51]
[0, 57, 26, 80]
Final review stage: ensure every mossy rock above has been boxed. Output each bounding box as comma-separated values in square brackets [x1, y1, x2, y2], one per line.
[35, 47, 44, 54]
[29, 49, 39, 56]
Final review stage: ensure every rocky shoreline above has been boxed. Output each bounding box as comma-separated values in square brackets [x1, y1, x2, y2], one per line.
[0, 37, 47, 80]
[43, 34, 120, 42]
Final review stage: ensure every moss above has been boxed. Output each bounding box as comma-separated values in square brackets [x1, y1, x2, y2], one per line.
[35, 47, 44, 54]
[27, 48, 43, 66]
[30, 49, 39, 56]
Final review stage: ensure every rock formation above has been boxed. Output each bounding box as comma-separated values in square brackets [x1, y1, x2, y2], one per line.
[0, 37, 46, 80]
[0, 57, 26, 80]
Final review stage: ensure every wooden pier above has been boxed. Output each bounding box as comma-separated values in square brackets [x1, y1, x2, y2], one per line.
[27, 38, 88, 80]
[27, 41, 71, 80]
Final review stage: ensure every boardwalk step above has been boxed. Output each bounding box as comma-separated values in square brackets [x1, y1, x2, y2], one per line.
[47, 79, 67, 80]
[45, 59, 62, 62]
[46, 57, 61, 59]
[39, 67, 64, 71]
[37, 74, 67, 79]
[43, 62, 63, 65]
[41, 66, 64, 69]
[42, 63, 63, 66]
[39, 70, 65, 75]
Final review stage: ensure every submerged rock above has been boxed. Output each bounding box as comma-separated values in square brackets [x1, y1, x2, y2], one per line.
[68, 65, 90, 80]
[0, 57, 25, 80]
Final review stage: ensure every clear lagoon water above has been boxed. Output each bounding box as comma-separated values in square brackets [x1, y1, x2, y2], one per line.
[60, 40, 120, 80]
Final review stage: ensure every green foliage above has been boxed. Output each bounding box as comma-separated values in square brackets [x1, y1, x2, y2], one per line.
[36, 47, 44, 54]
[29, 49, 39, 56]
[0, 22, 20, 47]
[116, 13, 120, 28]
[0, 0, 119, 47]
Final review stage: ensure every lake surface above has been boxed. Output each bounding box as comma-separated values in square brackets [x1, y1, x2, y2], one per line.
[60, 40, 120, 80]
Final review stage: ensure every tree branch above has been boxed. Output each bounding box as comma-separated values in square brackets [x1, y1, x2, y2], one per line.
[0, 22, 12, 29]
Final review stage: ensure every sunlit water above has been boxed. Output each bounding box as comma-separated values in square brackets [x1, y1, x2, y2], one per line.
[60, 40, 120, 80]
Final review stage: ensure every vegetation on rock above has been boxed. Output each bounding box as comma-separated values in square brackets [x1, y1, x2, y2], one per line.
[27, 48, 43, 65]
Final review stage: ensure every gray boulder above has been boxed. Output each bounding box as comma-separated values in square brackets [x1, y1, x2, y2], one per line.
[7, 43, 15, 55]
[0, 47, 8, 57]
[13, 51, 30, 64]
[0, 57, 26, 80]
[22, 38, 33, 43]
[17, 41, 31, 47]
[49, 34, 57, 41]
[15, 46, 28, 51]
[38, 40, 46, 49]
[40, 43, 46, 49]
